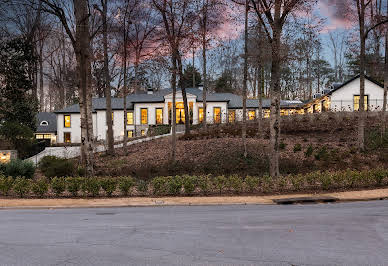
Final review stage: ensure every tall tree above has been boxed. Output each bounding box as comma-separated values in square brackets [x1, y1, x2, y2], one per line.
[250, 0, 312, 177]
[242, 0, 248, 158]
[95, 0, 114, 156]
[40, 0, 97, 175]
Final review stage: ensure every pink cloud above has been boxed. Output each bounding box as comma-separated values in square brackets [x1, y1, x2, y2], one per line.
[318, 0, 356, 32]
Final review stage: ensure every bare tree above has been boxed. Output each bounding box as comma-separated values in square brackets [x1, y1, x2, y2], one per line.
[250, 0, 312, 177]
[95, 0, 114, 156]
[242, 0, 248, 158]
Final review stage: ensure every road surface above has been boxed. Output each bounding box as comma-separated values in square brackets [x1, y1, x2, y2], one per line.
[0, 201, 387, 265]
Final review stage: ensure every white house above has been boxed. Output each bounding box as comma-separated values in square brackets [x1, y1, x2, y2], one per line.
[303, 75, 387, 113]
[54, 88, 302, 144]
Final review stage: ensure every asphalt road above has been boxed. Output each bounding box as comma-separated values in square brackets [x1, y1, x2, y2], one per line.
[0, 201, 388, 266]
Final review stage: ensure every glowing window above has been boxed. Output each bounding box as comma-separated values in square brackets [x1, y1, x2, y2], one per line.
[64, 132, 71, 143]
[141, 130, 146, 136]
[248, 110, 256, 120]
[141, 108, 148, 124]
[264, 110, 270, 118]
[354, 95, 368, 111]
[199, 108, 204, 123]
[64, 115, 71, 128]
[44, 134, 52, 139]
[36, 134, 44, 139]
[127, 112, 133, 125]
[229, 110, 236, 123]
[127, 130, 133, 138]
[213, 107, 221, 124]
[155, 108, 163, 125]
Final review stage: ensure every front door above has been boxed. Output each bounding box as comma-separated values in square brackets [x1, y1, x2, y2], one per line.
[176, 102, 185, 124]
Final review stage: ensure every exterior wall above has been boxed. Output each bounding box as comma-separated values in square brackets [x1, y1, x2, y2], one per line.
[95, 110, 136, 142]
[196, 102, 228, 124]
[134, 103, 165, 125]
[330, 78, 387, 111]
[57, 113, 97, 143]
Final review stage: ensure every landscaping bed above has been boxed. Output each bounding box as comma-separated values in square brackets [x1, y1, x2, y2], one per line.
[0, 168, 387, 199]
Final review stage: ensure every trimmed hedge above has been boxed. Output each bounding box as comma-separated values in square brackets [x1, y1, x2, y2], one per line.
[0, 168, 387, 198]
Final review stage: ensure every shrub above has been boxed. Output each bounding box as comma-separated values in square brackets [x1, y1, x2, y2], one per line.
[214, 175, 227, 194]
[198, 174, 212, 195]
[100, 177, 117, 197]
[136, 179, 148, 194]
[152, 176, 167, 195]
[81, 177, 100, 197]
[371, 168, 387, 186]
[319, 172, 333, 190]
[182, 175, 197, 195]
[39, 156, 75, 178]
[290, 174, 304, 191]
[3, 159, 35, 179]
[0, 175, 14, 196]
[118, 176, 135, 196]
[66, 177, 82, 197]
[31, 178, 49, 198]
[314, 146, 329, 161]
[261, 175, 274, 193]
[245, 175, 259, 192]
[279, 142, 287, 150]
[293, 144, 302, 153]
[276, 177, 288, 191]
[166, 176, 182, 195]
[13, 177, 30, 198]
[228, 174, 243, 193]
[51, 177, 66, 196]
[305, 145, 314, 158]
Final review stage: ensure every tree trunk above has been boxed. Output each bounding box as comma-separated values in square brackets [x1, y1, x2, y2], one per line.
[242, 0, 248, 158]
[171, 53, 177, 162]
[74, 0, 94, 176]
[257, 64, 263, 137]
[202, 0, 208, 129]
[382, 0, 388, 134]
[39, 38, 44, 111]
[102, 0, 115, 156]
[122, 11, 128, 154]
[192, 49, 196, 88]
[358, 0, 366, 151]
[176, 50, 190, 135]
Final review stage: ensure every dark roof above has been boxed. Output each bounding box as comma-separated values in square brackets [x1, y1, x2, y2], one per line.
[54, 88, 303, 113]
[328, 75, 384, 95]
[36, 112, 57, 133]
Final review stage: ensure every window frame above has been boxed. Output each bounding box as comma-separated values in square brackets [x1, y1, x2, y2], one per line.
[64, 132, 71, 143]
[213, 107, 221, 124]
[155, 108, 163, 125]
[198, 107, 204, 123]
[127, 111, 134, 125]
[141, 108, 148, 125]
[64, 114, 71, 128]
[353, 95, 369, 111]
[228, 110, 236, 123]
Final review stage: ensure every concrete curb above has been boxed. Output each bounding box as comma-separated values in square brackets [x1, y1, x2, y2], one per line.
[0, 188, 388, 210]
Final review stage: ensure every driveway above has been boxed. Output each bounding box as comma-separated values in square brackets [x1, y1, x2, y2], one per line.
[0, 201, 387, 265]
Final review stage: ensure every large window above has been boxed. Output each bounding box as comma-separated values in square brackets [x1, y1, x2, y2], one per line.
[64, 132, 71, 143]
[229, 110, 236, 123]
[354, 95, 368, 111]
[155, 108, 163, 125]
[64, 115, 71, 128]
[141, 108, 148, 124]
[213, 107, 221, 124]
[198, 107, 204, 123]
[127, 111, 134, 125]
[248, 110, 256, 120]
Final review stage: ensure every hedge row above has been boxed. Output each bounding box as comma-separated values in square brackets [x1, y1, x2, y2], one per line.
[0, 168, 387, 198]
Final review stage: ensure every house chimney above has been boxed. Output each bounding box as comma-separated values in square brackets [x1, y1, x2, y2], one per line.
[147, 88, 154, 95]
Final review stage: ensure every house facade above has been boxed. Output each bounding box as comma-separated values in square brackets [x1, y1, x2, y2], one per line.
[35, 112, 57, 145]
[303, 75, 387, 113]
[54, 88, 302, 144]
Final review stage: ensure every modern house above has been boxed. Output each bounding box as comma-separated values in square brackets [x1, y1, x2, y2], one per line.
[52, 75, 387, 144]
[54, 87, 302, 144]
[35, 112, 57, 145]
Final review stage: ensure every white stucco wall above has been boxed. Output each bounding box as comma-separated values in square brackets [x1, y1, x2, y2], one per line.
[330, 78, 387, 111]
[134, 102, 165, 125]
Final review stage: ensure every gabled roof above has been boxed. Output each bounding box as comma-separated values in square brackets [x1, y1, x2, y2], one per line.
[328, 75, 384, 95]
[36, 112, 57, 133]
